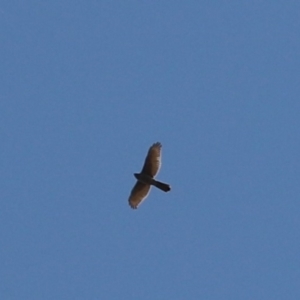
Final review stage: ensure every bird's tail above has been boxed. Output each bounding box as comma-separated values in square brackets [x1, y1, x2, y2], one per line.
[153, 180, 171, 192]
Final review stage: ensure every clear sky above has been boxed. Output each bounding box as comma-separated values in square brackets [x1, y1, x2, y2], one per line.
[1, 1, 300, 299]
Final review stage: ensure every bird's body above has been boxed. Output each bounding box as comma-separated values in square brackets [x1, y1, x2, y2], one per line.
[128, 142, 171, 209]
[134, 172, 171, 192]
[134, 172, 154, 184]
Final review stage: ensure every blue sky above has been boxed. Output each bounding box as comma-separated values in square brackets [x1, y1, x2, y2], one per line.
[1, 1, 300, 299]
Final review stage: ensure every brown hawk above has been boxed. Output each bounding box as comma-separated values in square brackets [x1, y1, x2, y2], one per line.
[128, 142, 171, 209]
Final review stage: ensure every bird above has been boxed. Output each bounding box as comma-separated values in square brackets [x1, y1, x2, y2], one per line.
[128, 142, 171, 209]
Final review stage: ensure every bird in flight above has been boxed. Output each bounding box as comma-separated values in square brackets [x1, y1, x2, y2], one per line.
[128, 142, 171, 209]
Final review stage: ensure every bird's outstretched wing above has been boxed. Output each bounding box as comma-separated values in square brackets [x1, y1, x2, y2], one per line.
[141, 142, 162, 177]
[128, 181, 151, 209]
